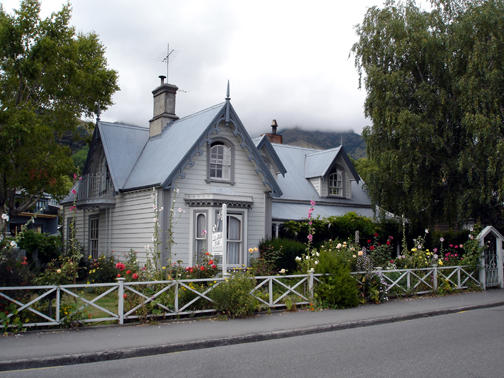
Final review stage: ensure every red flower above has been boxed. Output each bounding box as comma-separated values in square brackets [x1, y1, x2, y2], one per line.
[115, 262, 126, 271]
[132, 273, 139, 280]
[208, 260, 214, 265]
[189, 267, 193, 273]
[123, 294, 127, 299]
[369, 245, 375, 251]
[390, 259, 395, 263]
[200, 266, 205, 271]
[205, 252, 210, 256]
[386, 240, 391, 246]
[211, 264, 217, 269]
[117, 273, 121, 278]
[374, 232, 379, 237]
[367, 240, 371, 244]
[126, 270, 131, 275]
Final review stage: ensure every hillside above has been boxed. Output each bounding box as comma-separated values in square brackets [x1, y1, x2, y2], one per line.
[278, 128, 367, 159]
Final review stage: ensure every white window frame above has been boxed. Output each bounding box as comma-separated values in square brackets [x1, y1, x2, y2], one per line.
[193, 210, 208, 265]
[207, 138, 234, 184]
[89, 216, 99, 259]
[328, 170, 344, 197]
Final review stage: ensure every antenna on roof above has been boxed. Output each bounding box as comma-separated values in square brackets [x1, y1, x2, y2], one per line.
[162, 43, 175, 83]
[225, 80, 230, 101]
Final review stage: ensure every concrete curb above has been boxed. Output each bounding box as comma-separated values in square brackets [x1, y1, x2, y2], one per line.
[1, 300, 503, 372]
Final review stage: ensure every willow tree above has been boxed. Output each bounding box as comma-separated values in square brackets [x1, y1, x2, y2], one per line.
[0, 0, 119, 227]
[352, 0, 504, 228]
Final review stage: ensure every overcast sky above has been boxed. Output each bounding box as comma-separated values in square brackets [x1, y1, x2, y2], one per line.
[3, 0, 392, 136]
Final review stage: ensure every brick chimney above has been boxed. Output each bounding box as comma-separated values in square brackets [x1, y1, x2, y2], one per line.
[263, 119, 283, 144]
[149, 75, 179, 137]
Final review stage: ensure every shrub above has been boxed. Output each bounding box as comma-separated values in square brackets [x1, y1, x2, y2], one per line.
[17, 230, 62, 270]
[210, 272, 257, 318]
[314, 249, 359, 309]
[259, 238, 305, 273]
[0, 243, 34, 286]
[87, 255, 117, 283]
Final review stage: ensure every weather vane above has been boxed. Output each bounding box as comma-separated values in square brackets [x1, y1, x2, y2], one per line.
[162, 43, 175, 83]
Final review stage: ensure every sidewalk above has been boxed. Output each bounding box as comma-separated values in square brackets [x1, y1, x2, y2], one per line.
[1, 289, 504, 371]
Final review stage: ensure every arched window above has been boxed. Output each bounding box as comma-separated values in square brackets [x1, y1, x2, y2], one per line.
[209, 141, 232, 181]
[329, 170, 343, 196]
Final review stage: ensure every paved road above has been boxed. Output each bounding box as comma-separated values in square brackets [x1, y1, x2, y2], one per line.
[3, 305, 504, 377]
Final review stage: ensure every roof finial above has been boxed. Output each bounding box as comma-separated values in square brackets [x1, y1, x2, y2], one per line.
[225, 80, 230, 101]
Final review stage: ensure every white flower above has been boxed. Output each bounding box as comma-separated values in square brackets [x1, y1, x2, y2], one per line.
[306, 256, 310, 260]
[440, 237, 445, 242]
[279, 268, 287, 274]
[433, 254, 438, 259]
[315, 252, 319, 257]
[418, 245, 422, 249]
[336, 243, 342, 249]
[425, 228, 429, 234]
[295, 256, 302, 262]
[314, 260, 319, 265]
[174, 188, 179, 193]
[1, 213, 8, 222]
[172, 199, 176, 203]
[177, 207, 183, 213]
[10, 241, 17, 248]
[308, 268, 314, 273]
[469, 234, 474, 240]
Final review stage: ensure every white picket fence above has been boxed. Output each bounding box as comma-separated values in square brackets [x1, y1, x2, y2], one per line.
[0, 266, 480, 329]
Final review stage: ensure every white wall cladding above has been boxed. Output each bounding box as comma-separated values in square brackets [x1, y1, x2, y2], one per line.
[171, 125, 268, 265]
[109, 189, 154, 263]
[63, 189, 155, 264]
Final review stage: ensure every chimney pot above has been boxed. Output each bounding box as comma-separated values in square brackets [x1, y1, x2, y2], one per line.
[271, 119, 278, 135]
[159, 75, 166, 85]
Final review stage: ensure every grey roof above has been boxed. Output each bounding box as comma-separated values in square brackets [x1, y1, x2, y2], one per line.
[272, 201, 375, 221]
[69, 100, 282, 198]
[271, 143, 371, 206]
[253, 135, 287, 176]
[124, 103, 224, 189]
[98, 122, 149, 189]
[305, 146, 359, 180]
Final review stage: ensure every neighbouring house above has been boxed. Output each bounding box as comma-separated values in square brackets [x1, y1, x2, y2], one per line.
[62, 77, 373, 266]
[6, 192, 60, 236]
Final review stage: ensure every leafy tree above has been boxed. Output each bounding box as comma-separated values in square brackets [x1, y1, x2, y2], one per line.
[352, 0, 504, 229]
[0, 0, 118, 230]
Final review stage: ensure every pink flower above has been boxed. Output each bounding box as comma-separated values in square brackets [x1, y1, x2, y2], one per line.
[73, 173, 78, 180]
[459, 244, 463, 248]
[132, 273, 139, 280]
[307, 234, 313, 242]
[308, 221, 312, 226]
[454, 245, 458, 249]
[211, 264, 216, 269]
[71, 188, 77, 194]
[433, 248, 438, 253]
[310, 200, 316, 206]
[115, 262, 126, 271]
[454, 253, 458, 257]
[70, 205, 76, 211]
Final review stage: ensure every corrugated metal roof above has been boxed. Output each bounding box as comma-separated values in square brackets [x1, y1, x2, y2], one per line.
[304, 147, 341, 178]
[272, 143, 371, 206]
[98, 121, 149, 189]
[123, 103, 225, 189]
[272, 201, 375, 221]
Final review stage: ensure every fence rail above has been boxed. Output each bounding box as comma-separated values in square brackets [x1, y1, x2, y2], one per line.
[0, 266, 480, 329]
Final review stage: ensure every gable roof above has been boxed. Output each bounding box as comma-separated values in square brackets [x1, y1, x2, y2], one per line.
[271, 143, 370, 206]
[98, 121, 149, 190]
[123, 103, 224, 189]
[77, 100, 282, 197]
[304, 146, 360, 181]
[253, 135, 287, 176]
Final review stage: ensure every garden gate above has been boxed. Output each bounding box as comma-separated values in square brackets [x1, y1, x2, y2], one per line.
[477, 226, 504, 289]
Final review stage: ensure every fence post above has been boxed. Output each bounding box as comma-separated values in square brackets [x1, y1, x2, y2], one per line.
[175, 281, 179, 313]
[117, 278, 125, 325]
[457, 266, 461, 289]
[433, 266, 438, 292]
[268, 278, 273, 307]
[56, 286, 60, 324]
[308, 271, 314, 302]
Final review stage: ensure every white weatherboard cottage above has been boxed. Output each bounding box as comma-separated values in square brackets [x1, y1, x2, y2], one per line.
[62, 77, 373, 266]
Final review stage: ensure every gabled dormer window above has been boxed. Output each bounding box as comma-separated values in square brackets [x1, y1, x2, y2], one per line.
[207, 139, 234, 183]
[328, 170, 344, 197]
